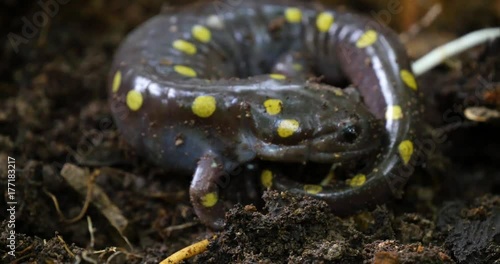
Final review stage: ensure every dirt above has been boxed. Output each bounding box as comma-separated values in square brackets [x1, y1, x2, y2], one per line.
[0, 0, 499, 263]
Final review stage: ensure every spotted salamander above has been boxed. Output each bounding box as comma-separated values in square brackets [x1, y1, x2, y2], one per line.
[109, 0, 421, 229]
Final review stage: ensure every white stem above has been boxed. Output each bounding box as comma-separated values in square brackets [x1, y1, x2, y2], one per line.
[412, 27, 500, 76]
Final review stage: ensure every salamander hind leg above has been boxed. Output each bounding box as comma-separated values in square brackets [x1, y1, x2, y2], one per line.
[190, 151, 228, 230]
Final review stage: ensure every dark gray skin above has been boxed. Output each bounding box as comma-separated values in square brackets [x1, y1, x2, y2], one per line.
[109, 0, 421, 229]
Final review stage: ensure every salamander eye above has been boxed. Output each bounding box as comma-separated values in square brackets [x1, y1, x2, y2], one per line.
[340, 124, 359, 144]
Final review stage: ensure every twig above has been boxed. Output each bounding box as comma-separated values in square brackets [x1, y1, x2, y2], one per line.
[160, 236, 215, 264]
[57, 235, 76, 258]
[412, 28, 500, 75]
[44, 169, 99, 224]
[87, 216, 95, 248]
[400, 3, 442, 43]
[464, 106, 500, 122]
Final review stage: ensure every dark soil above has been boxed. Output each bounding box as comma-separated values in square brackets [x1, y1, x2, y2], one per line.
[1, 0, 499, 263]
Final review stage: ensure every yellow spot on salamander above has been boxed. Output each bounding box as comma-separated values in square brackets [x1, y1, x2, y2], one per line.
[304, 184, 323, 194]
[277, 119, 299, 138]
[356, 30, 378, 48]
[385, 105, 403, 120]
[206, 15, 224, 29]
[126, 90, 143, 111]
[261, 170, 273, 188]
[349, 174, 366, 187]
[112, 71, 121, 93]
[398, 140, 414, 165]
[285, 7, 302, 23]
[192, 25, 212, 43]
[174, 65, 197, 77]
[270, 73, 286, 80]
[264, 99, 282, 115]
[400, 69, 418, 91]
[201, 192, 218, 207]
[316, 12, 334, 32]
[192, 95, 216, 118]
[173, 39, 197, 55]
[292, 63, 303, 71]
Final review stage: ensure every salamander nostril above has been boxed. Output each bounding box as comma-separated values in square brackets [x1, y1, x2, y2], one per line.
[341, 125, 359, 144]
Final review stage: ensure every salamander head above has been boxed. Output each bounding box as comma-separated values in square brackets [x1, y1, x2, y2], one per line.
[248, 84, 383, 163]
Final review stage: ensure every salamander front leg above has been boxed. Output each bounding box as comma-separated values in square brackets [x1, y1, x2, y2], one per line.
[190, 151, 226, 230]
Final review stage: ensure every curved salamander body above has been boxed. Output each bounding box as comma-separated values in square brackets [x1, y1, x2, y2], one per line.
[109, 0, 421, 229]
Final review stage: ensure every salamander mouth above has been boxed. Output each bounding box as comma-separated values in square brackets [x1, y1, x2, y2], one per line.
[308, 144, 381, 163]
[253, 137, 382, 164]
